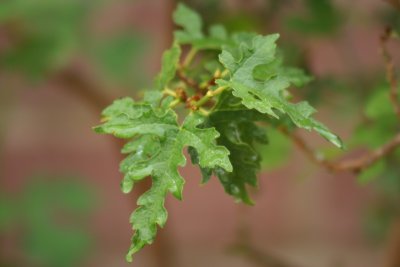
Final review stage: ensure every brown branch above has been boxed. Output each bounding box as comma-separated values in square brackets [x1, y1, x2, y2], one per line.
[279, 28, 400, 175]
[53, 65, 112, 112]
[384, 0, 400, 11]
[229, 215, 297, 267]
[177, 68, 203, 94]
[383, 217, 400, 267]
[380, 26, 400, 120]
[229, 242, 297, 267]
[280, 128, 400, 174]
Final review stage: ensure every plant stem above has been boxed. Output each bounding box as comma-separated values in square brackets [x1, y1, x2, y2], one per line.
[194, 86, 228, 108]
[199, 107, 210, 116]
[380, 26, 400, 121]
[163, 88, 177, 97]
[280, 127, 400, 174]
[169, 98, 181, 108]
[182, 47, 198, 68]
[221, 69, 230, 78]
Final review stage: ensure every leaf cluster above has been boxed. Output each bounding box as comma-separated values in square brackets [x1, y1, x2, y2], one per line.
[94, 3, 342, 261]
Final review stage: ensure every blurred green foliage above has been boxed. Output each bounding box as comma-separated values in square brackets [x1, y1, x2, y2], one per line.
[259, 127, 291, 170]
[352, 84, 400, 241]
[0, 194, 13, 231]
[0, 0, 148, 87]
[354, 86, 399, 150]
[0, 176, 96, 267]
[0, 0, 93, 78]
[90, 33, 148, 87]
[285, 0, 342, 35]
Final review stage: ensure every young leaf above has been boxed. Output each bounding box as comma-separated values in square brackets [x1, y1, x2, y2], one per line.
[94, 98, 232, 261]
[156, 42, 181, 90]
[173, 3, 231, 49]
[173, 3, 204, 44]
[218, 34, 343, 148]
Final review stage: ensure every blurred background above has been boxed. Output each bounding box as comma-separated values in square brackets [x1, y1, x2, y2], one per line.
[0, 0, 400, 266]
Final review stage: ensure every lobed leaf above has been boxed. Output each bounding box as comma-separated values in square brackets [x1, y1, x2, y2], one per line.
[173, 3, 204, 43]
[173, 3, 232, 49]
[94, 98, 231, 261]
[218, 34, 343, 148]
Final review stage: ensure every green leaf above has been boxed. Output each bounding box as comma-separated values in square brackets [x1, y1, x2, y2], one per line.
[173, 3, 231, 49]
[218, 34, 342, 148]
[94, 98, 231, 261]
[156, 42, 181, 90]
[173, 3, 204, 43]
[281, 67, 313, 87]
[190, 92, 267, 204]
[143, 90, 163, 107]
[94, 98, 178, 138]
[210, 24, 228, 40]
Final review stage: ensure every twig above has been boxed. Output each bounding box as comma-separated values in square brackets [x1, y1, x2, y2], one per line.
[384, 0, 400, 11]
[194, 85, 228, 108]
[163, 88, 178, 97]
[199, 69, 227, 92]
[279, 28, 400, 174]
[177, 68, 202, 93]
[229, 242, 296, 267]
[380, 26, 400, 120]
[169, 98, 181, 108]
[383, 217, 400, 267]
[280, 127, 400, 174]
[229, 205, 300, 267]
[182, 47, 198, 68]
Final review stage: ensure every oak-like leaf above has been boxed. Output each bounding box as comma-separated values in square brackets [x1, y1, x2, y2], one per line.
[173, 3, 231, 49]
[94, 98, 231, 261]
[218, 34, 343, 148]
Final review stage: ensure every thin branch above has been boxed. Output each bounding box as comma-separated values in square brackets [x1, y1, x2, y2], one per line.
[380, 26, 400, 120]
[384, 0, 400, 11]
[199, 69, 228, 91]
[177, 68, 202, 93]
[229, 207, 299, 267]
[383, 217, 400, 267]
[182, 47, 198, 68]
[280, 127, 400, 174]
[53, 65, 111, 112]
[279, 28, 400, 174]
[194, 85, 228, 108]
[229, 242, 296, 267]
[163, 88, 178, 97]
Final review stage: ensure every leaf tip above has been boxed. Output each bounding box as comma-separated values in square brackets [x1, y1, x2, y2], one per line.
[125, 253, 133, 263]
[92, 125, 104, 134]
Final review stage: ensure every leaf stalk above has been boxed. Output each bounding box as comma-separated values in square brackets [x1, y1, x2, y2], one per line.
[194, 85, 228, 108]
